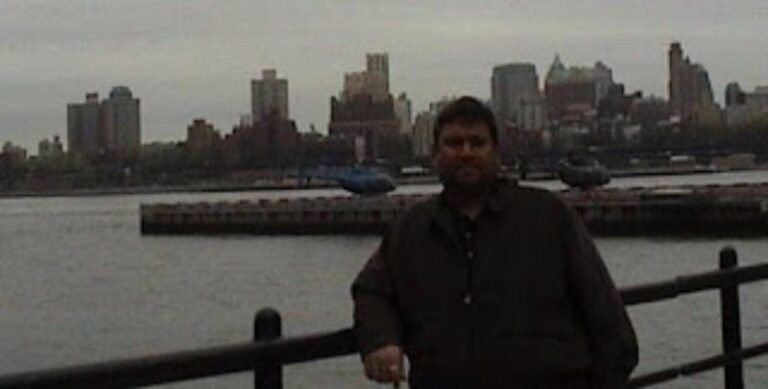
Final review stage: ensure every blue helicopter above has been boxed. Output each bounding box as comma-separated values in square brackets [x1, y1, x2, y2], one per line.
[297, 166, 397, 196]
[557, 156, 611, 190]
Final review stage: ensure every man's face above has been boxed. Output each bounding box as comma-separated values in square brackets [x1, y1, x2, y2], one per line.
[432, 121, 499, 191]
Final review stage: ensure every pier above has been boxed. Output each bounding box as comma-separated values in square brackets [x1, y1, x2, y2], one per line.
[141, 194, 430, 235]
[140, 182, 768, 236]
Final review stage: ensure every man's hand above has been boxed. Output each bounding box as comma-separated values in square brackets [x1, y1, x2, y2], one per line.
[363, 344, 405, 384]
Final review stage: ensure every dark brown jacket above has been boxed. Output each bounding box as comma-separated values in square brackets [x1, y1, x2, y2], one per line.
[352, 180, 638, 388]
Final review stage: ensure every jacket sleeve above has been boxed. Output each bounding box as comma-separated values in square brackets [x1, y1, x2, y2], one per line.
[351, 234, 403, 357]
[560, 201, 639, 387]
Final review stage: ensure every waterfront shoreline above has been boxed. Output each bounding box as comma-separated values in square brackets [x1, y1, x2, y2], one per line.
[0, 166, 763, 199]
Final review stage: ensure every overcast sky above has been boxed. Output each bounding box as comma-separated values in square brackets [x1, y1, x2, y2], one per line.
[0, 0, 766, 152]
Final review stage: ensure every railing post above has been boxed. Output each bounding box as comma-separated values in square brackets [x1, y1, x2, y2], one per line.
[254, 308, 283, 389]
[719, 247, 744, 389]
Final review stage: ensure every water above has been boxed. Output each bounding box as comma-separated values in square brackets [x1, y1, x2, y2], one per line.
[2, 171, 768, 388]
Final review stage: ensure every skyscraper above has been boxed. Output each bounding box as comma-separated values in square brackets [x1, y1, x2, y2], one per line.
[102, 86, 141, 156]
[668, 42, 685, 116]
[366, 53, 389, 99]
[251, 69, 289, 123]
[412, 97, 454, 157]
[491, 63, 540, 126]
[66, 87, 141, 158]
[544, 55, 614, 123]
[394, 92, 412, 135]
[366, 53, 389, 79]
[67, 92, 101, 155]
[667, 42, 720, 126]
[342, 53, 390, 103]
[330, 53, 401, 160]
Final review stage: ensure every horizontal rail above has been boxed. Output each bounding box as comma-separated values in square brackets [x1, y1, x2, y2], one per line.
[620, 262, 768, 305]
[2, 259, 768, 388]
[6, 330, 767, 389]
[629, 341, 768, 387]
[0, 329, 355, 389]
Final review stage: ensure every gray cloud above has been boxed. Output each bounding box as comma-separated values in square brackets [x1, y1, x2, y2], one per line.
[0, 0, 766, 152]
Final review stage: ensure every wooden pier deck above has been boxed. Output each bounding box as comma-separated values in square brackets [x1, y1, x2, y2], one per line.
[140, 183, 768, 236]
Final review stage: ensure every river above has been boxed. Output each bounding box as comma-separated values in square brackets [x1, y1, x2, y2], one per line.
[1, 171, 768, 388]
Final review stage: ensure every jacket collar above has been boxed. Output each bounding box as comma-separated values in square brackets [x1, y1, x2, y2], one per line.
[430, 176, 516, 238]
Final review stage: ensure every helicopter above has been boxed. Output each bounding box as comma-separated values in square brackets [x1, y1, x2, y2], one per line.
[557, 155, 611, 190]
[297, 165, 396, 196]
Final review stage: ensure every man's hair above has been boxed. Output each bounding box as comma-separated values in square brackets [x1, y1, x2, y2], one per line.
[433, 96, 498, 151]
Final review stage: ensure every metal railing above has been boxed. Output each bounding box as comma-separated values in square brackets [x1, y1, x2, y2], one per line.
[1, 247, 767, 388]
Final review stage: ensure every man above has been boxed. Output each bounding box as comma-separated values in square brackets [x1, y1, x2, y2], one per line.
[352, 96, 638, 388]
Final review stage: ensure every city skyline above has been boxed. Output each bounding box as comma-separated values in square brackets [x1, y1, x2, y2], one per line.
[1, 0, 766, 152]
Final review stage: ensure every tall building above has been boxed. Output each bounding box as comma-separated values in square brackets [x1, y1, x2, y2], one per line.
[598, 84, 641, 119]
[330, 53, 404, 160]
[630, 97, 670, 131]
[342, 53, 390, 103]
[241, 69, 299, 167]
[746, 86, 768, 117]
[102, 86, 141, 156]
[668, 42, 687, 117]
[366, 53, 390, 100]
[592, 62, 614, 105]
[518, 95, 547, 132]
[222, 117, 299, 168]
[343, 72, 369, 100]
[491, 63, 540, 126]
[544, 55, 614, 123]
[251, 69, 289, 123]
[67, 92, 101, 155]
[1, 142, 27, 171]
[38, 135, 64, 158]
[67, 87, 141, 158]
[725, 83, 746, 107]
[725, 83, 768, 127]
[667, 42, 720, 126]
[186, 119, 221, 153]
[328, 94, 399, 158]
[394, 92, 412, 135]
[412, 97, 454, 157]
[367, 53, 389, 82]
[725, 83, 749, 127]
